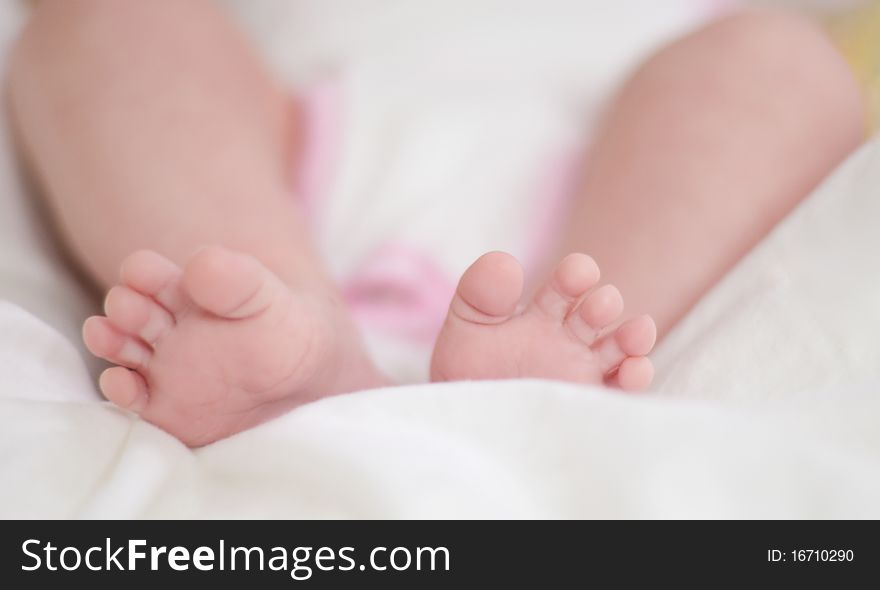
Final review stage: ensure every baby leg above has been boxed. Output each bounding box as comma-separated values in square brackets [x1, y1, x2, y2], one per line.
[10, 0, 387, 445]
[556, 9, 864, 337]
[12, 0, 316, 287]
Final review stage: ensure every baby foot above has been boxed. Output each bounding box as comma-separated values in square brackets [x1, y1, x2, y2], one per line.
[83, 246, 386, 446]
[431, 252, 656, 391]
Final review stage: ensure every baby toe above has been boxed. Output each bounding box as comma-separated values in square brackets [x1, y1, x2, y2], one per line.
[597, 314, 657, 371]
[120, 250, 187, 316]
[532, 253, 600, 319]
[104, 285, 174, 346]
[99, 367, 149, 412]
[565, 284, 624, 344]
[615, 314, 657, 357]
[450, 251, 524, 323]
[83, 316, 152, 371]
[614, 356, 654, 392]
[182, 245, 283, 319]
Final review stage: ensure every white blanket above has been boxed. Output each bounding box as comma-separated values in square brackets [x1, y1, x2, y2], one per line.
[1, 0, 879, 518]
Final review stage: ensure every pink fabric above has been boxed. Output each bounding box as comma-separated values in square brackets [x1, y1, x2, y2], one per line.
[343, 244, 456, 342]
[293, 81, 456, 343]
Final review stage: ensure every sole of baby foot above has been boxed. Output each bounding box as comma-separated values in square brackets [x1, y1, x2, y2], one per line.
[83, 246, 387, 446]
[430, 251, 656, 391]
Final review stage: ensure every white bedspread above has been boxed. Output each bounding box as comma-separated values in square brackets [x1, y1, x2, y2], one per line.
[1, 0, 879, 518]
[3, 312, 879, 518]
